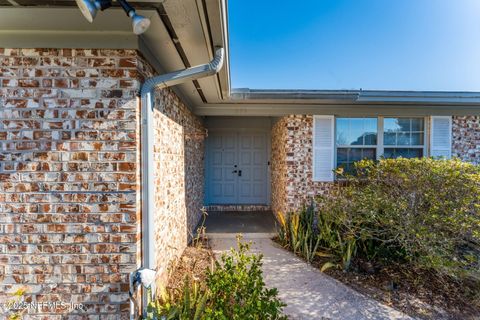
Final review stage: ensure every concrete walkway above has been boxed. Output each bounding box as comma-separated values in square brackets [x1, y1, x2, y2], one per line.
[210, 236, 413, 320]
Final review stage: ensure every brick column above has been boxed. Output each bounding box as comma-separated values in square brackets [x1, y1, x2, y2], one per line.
[271, 115, 332, 215]
[0, 48, 207, 319]
[452, 116, 480, 164]
[0, 48, 143, 319]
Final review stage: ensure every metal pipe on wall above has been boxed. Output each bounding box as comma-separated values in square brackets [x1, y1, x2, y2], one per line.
[130, 47, 224, 320]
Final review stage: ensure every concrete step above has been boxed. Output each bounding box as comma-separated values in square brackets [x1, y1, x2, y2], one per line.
[206, 232, 276, 239]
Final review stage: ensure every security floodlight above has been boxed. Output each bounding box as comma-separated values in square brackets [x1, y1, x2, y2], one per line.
[130, 11, 151, 35]
[117, 0, 151, 35]
[75, 0, 112, 23]
[75, 0, 150, 35]
[75, 0, 97, 22]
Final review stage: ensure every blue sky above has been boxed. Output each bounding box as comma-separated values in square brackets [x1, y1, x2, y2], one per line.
[228, 0, 480, 91]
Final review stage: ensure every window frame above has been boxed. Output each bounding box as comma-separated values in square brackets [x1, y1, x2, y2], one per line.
[335, 117, 379, 173]
[334, 116, 428, 171]
[380, 116, 428, 159]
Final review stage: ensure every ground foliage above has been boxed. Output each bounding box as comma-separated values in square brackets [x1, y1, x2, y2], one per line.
[277, 158, 480, 318]
[146, 238, 286, 320]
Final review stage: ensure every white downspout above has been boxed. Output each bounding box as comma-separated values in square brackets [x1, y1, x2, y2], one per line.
[133, 47, 224, 319]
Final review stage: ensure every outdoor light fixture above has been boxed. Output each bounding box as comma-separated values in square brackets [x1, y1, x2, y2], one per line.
[117, 0, 151, 35]
[75, 0, 151, 35]
[75, 0, 112, 23]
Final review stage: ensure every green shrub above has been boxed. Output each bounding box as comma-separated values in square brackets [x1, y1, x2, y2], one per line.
[147, 239, 286, 320]
[204, 240, 286, 319]
[317, 158, 480, 279]
[277, 205, 321, 263]
[147, 279, 208, 320]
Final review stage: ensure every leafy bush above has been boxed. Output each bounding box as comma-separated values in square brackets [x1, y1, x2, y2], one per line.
[316, 158, 480, 279]
[204, 240, 286, 319]
[147, 239, 286, 320]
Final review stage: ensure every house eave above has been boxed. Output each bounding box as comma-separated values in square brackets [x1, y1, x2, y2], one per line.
[230, 88, 480, 106]
[195, 103, 480, 117]
[1, 3, 480, 117]
[0, 2, 230, 111]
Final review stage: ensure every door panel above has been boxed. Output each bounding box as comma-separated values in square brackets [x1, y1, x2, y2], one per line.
[207, 131, 268, 205]
[208, 132, 237, 204]
[238, 132, 267, 204]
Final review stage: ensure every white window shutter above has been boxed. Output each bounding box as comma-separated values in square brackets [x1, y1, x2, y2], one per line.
[430, 116, 452, 159]
[313, 115, 335, 182]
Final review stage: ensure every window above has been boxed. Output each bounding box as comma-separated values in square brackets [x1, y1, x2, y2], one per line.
[336, 118, 377, 174]
[383, 117, 425, 159]
[335, 117, 426, 173]
[314, 115, 449, 182]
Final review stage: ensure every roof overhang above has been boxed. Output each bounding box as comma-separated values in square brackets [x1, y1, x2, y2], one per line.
[0, 1, 479, 116]
[0, 0, 230, 111]
[193, 88, 480, 116]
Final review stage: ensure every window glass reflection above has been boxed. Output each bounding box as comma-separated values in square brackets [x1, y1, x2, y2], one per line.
[336, 118, 377, 146]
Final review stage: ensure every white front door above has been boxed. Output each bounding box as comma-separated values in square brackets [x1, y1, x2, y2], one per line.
[207, 131, 268, 205]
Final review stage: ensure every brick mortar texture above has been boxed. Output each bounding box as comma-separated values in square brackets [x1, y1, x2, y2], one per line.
[271, 115, 331, 215]
[151, 83, 205, 286]
[452, 116, 480, 164]
[271, 117, 288, 215]
[0, 48, 206, 319]
[0, 48, 143, 320]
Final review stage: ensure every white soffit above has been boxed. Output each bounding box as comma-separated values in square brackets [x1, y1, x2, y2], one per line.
[158, 0, 229, 105]
[0, 7, 137, 48]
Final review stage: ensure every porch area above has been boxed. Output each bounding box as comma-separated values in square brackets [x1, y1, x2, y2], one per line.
[204, 211, 278, 238]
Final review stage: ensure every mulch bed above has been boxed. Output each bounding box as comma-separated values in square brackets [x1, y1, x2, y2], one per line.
[313, 256, 480, 319]
[166, 241, 215, 296]
[168, 238, 480, 319]
[272, 236, 479, 319]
